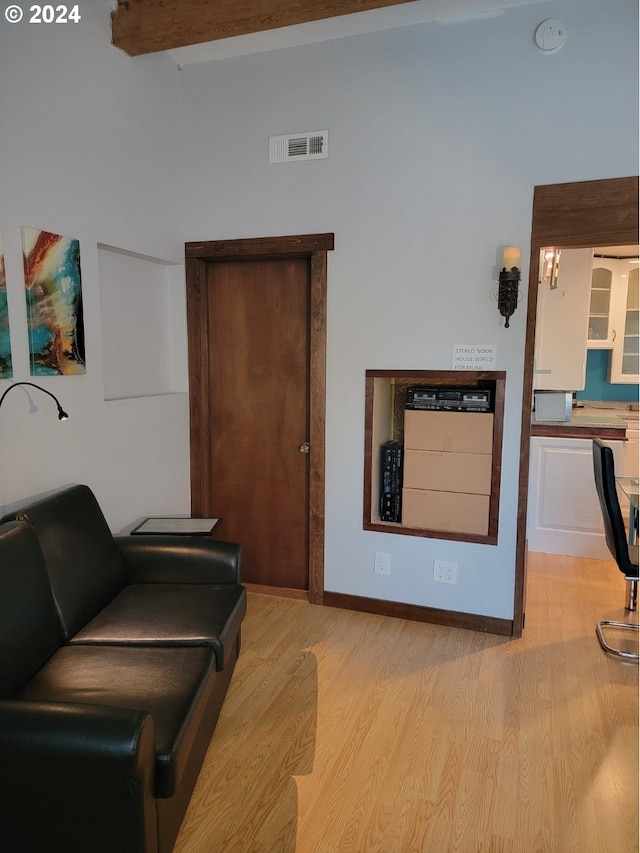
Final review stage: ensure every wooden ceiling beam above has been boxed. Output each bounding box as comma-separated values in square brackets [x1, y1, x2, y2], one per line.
[111, 0, 419, 57]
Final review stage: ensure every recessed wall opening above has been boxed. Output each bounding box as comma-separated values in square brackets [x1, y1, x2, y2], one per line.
[364, 369, 506, 546]
[97, 244, 186, 401]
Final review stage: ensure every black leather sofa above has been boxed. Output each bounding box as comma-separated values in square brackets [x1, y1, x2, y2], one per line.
[0, 485, 246, 853]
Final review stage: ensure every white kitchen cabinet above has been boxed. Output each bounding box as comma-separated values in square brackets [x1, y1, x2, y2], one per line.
[621, 426, 639, 476]
[587, 259, 615, 347]
[609, 265, 639, 384]
[588, 255, 639, 384]
[533, 248, 592, 391]
[527, 435, 624, 558]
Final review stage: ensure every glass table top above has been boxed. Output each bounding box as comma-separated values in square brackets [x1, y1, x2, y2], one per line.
[617, 476, 639, 509]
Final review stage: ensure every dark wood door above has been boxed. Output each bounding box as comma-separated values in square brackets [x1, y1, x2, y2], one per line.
[185, 233, 333, 603]
[206, 257, 310, 589]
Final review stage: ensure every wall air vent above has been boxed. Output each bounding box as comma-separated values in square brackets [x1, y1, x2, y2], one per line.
[269, 130, 328, 163]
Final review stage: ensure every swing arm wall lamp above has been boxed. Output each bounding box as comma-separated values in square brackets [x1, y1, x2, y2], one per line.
[0, 382, 69, 421]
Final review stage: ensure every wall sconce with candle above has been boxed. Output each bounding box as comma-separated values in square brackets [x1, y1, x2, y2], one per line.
[497, 246, 521, 328]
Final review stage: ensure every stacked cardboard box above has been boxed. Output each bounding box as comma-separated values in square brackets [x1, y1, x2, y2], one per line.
[402, 410, 493, 535]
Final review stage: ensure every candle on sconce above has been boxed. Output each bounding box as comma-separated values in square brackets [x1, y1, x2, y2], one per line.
[502, 246, 521, 270]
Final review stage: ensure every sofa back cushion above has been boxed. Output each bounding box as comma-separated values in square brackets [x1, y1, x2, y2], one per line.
[7, 485, 128, 640]
[0, 521, 62, 697]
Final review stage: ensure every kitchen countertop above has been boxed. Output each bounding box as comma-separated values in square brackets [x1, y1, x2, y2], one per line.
[530, 404, 631, 439]
[577, 402, 639, 425]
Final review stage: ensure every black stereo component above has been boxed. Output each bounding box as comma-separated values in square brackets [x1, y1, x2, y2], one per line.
[405, 386, 492, 412]
[379, 440, 403, 523]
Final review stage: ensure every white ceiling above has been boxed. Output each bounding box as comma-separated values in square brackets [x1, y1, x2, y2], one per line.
[168, 0, 551, 67]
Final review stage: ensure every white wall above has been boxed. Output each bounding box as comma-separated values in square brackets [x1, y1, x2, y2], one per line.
[0, 0, 636, 621]
[176, 0, 638, 619]
[0, 2, 190, 531]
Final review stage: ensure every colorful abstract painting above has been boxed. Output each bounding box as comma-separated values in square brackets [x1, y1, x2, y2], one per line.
[0, 229, 12, 378]
[22, 226, 86, 375]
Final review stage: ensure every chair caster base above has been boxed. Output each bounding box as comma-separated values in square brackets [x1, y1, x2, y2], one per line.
[596, 620, 639, 662]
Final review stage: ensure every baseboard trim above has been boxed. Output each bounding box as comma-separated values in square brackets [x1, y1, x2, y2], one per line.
[322, 591, 514, 636]
[243, 582, 309, 601]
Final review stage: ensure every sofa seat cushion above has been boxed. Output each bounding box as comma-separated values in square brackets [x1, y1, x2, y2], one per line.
[69, 583, 246, 671]
[17, 644, 218, 799]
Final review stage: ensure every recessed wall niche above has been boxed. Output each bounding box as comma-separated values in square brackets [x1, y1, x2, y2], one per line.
[364, 370, 506, 545]
[98, 244, 187, 401]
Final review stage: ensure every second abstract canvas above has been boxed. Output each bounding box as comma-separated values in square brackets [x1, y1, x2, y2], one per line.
[22, 226, 86, 376]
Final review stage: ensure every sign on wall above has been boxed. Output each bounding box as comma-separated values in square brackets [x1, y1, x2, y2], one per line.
[452, 344, 497, 371]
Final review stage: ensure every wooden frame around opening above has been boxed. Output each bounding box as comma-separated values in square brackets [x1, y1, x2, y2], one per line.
[363, 369, 506, 545]
[184, 233, 334, 606]
[514, 176, 639, 636]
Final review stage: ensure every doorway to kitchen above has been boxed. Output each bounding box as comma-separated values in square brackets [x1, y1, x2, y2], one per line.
[514, 176, 639, 636]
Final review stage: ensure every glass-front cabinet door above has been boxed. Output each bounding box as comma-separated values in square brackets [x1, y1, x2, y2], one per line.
[610, 265, 639, 383]
[588, 262, 614, 347]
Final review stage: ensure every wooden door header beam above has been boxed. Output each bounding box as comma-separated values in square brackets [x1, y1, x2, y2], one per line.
[111, 0, 419, 57]
[530, 176, 639, 249]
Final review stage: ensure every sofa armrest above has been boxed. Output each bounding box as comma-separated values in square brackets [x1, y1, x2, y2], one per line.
[0, 700, 158, 853]
[0, 699, 154, 771]
[114, 535, 242, 584]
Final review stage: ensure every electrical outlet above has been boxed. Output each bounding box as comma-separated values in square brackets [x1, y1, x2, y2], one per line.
[434, 559, 458, 584]
[374, 551, 391, 576]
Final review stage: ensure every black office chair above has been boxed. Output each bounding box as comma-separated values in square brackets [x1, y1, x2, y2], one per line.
[592, 438, 639, 661]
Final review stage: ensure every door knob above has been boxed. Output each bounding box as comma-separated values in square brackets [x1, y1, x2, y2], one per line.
[299, 442, 310, 454]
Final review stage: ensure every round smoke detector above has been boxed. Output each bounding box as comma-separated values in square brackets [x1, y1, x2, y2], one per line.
[535, 19, 566, 53]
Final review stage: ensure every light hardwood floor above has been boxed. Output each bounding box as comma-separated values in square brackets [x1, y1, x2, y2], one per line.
[174, 553, 639, 853]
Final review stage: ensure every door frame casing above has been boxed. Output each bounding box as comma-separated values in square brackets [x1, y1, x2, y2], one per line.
[185, 234, 334, 605]
[514, 176, 639, 635]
